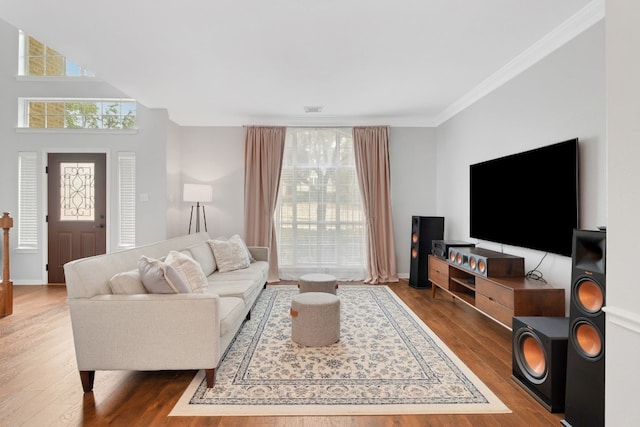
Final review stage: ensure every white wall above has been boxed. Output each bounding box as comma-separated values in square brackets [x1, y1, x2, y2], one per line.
[0, 19, 173, 283]
[166, 120, 183, 237]
[389, 127, 438, 278]
[605, 1, 640, 424]
[435, 20, 606, 310]
[176, 127, 246, 239]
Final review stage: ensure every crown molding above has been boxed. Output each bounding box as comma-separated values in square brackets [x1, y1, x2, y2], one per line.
[433, 0, 605, 126]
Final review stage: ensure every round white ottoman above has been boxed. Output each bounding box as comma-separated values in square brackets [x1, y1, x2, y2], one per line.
[298, 273, 338, 294]
[290, 292, 340, 346]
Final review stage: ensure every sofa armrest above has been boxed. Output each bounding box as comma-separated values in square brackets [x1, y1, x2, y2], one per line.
[248, 246, 269, 262]
[68, 293, 221, 371]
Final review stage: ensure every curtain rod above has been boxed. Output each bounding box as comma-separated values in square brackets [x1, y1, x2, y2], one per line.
[242, 125, 389, 129]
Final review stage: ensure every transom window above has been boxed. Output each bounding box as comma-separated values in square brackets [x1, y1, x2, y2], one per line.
[275, 128, 366, 280]
[18, 98, 137, 129]
[18, 31, 94, 77]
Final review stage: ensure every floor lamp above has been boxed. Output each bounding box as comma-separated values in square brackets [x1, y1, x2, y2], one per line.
[184, 183, 213, 234]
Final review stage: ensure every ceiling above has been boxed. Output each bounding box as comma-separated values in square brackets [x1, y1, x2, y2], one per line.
[1, 0, 602, 127]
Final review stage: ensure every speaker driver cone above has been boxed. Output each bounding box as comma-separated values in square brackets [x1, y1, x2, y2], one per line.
[515, 330, 548, 384]
[478, 259, 486, 274]
[412, 233, 418, 243]
[572, 320, 603, 360]
[469, 257, 477, 270]
[575, 279, 604, 313]
[411, 248, 417, 259]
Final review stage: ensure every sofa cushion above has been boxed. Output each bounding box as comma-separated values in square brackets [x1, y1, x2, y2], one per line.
[208, 235, 251, 273]
[164, 250, 208, 294]
[207, 261, 269, 284]
[138, 256, 191, 294]
[186, 241, 217, 275]
[207, 279, 259, 300]
[218, 297, 246, 337]
[108, 269, 148, 295]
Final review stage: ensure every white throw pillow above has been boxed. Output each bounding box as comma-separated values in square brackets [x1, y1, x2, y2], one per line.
[208, 235, 251, 273]
[164, 250, 208, 293]
[109, 269, 148, 294]
[228, 233, 254, 262]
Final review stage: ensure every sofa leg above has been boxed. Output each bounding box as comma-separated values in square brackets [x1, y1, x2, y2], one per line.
[205, 368, 216, 388]
[246, 310, 251, 320]
[80, 370, 95, 392]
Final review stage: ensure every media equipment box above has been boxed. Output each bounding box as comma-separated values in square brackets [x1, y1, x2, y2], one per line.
[431, 240, 475, 259]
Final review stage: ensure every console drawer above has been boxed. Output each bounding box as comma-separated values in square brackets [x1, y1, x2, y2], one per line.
[476, 277, 513, 308]
[476, 294, 513, 327]
[428, 257, 449, 289]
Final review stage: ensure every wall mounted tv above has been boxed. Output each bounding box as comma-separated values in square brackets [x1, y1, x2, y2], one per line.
[469, 138, 579, 257]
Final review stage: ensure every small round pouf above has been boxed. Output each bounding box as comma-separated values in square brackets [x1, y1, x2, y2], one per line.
[298, 273, 338, 294]
[290, 292, 340, 347]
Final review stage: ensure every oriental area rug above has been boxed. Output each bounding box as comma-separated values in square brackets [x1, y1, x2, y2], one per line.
[170, 285, 510, 416]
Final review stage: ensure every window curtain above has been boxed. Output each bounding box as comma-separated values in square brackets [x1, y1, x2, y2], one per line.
[244, 126, 286, 282]
[353, 126, 398, 284]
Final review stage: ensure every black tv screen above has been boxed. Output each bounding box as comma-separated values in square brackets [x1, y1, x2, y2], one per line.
[469, 138, 579, 257]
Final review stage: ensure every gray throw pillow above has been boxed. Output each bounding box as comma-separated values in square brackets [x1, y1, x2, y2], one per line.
[138, 255, 191, 294]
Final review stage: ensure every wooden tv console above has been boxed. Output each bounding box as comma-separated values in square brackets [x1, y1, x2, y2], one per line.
[428, 254, 565, 329]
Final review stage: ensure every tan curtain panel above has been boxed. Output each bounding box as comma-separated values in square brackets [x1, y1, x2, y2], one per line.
[353, 126, 398, 284]
[243, 126, 286, 282]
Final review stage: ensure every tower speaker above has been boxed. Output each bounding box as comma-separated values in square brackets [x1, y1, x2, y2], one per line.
[562, 229, 606, 427]
[512, 316, 569, 413]
[409, 216, 444, 288]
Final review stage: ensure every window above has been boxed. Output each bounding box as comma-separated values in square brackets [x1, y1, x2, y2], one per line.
[18, 98, 137, 129]
[18, 31, 94, 77]
[118, 152, 136, 248]
[18, 152, 38, 249]
[275, 128, 366, 280]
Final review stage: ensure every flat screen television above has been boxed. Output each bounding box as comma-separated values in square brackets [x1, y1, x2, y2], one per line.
[469, 138, 579, 257]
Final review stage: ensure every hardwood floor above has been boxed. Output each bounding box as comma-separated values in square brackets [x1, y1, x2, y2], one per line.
[0, 280, 564, 426]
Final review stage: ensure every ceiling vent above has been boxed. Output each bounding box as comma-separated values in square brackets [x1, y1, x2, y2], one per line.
[303, 106, 323, 113]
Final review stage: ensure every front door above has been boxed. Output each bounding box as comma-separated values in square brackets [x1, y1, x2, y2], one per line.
[47, 153, 107, 283]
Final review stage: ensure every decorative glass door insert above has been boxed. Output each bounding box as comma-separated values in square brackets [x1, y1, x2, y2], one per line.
[59, 162, 95, 221]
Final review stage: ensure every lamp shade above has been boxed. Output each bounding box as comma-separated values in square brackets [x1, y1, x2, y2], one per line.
[183, 184, 213, 203]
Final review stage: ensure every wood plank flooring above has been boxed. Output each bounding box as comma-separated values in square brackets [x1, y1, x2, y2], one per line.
[0, 280, 564, 426]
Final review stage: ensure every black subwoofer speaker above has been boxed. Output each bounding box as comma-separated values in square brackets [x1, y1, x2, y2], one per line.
[512, 316, 569, 413]
[562, 229, 606, 427]
[409, 216, 444, 288]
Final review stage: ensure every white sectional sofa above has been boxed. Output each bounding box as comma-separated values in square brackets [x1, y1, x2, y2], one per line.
[63, 232, 269, 392]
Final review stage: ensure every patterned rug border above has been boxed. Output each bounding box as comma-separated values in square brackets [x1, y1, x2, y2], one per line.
[170, 285, 511, 416]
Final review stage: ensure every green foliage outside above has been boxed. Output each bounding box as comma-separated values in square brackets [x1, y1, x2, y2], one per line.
[63, 101, 136, 129]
